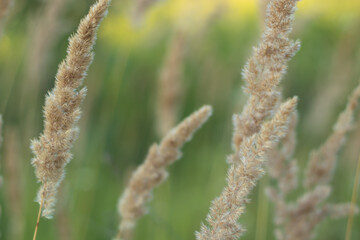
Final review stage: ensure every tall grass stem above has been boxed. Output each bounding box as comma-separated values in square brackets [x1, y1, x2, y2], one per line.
[345, 152, 360, 240]
[33, 187, 45, 240]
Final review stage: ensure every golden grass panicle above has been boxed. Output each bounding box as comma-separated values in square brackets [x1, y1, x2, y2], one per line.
[267, 112, 298, 195]
[156, 31, 185, 137]
[268, 185, 359, 240]
[232, 0, 300, 152]
[259, 0, 271, 25]
[196, 97, 297, 240]
[116, 105, 213, 240]
[267, 83, 360, 240]
[265, 112, 299, 236]
[31, 0, 111, 219]
[304, 83, 360, 189]
[196, 1, 300, 238]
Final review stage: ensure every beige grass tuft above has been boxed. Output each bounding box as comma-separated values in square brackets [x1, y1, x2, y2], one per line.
[305, 83, 360, 189]
[31, 0, 111, 219]
[196, 98, 297, 240]
[196, 1, 300, 239]
[267, 82, 360, 240]
[116, 105, 213, 240]
[232, 0, 300, 152]
[267, 112, 298, 195]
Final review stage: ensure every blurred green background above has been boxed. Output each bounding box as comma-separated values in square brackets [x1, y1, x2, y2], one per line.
[0, 0, 360, 239]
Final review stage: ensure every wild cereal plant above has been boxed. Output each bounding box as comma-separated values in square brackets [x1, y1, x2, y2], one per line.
[0, 0, 358, 239]
[116, 106, 213, 240]
[232, 0, 300, 152]
[196, 0, 300, 239]
[30, 0, 111, 238]
[267, 83, 360, 240]
[197, 99, 297, 240]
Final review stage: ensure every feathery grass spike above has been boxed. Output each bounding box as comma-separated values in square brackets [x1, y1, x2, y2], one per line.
[31, 0, 111, 219]
[196, 1, 300, 239]
[267, 82, 360, 240]
[268, 186, 359, 240]
[233, 0, 300, 152]
[196, 97, 298, 240]
[116, 105, 213, 240]
[267, 112, 298, 195]
[304, 83, 360, 189]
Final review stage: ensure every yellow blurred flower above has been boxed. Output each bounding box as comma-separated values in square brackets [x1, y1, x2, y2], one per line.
[101, 0, 360, 48]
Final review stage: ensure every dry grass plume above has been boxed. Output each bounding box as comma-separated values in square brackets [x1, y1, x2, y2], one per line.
[196, 1, 301, 238]
[232, 0, 300, 152]
[116, 105, 213, 240]
[31, 0, 111, 219]
[197, 98, 297, 240]
[305, 84, 360, 188]
[267, 82, 360, 240]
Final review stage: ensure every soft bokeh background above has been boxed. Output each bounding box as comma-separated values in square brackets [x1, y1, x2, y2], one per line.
[0, 0, 360, 239]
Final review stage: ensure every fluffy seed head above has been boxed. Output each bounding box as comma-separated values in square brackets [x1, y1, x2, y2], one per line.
[31, 0, 111, 218]
[116, 106, 212, 240]
[196, 98, 297, 240]
[233, 0, 301, 152]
